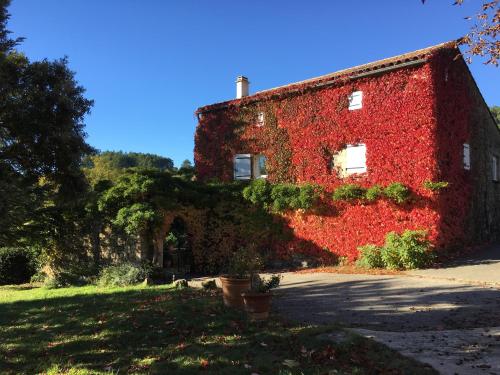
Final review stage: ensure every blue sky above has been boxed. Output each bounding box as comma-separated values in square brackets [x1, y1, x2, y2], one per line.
[7, 0, 499, 167]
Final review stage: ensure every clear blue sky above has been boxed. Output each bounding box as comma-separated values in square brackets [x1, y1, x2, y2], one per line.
[7, 0, 499, 167]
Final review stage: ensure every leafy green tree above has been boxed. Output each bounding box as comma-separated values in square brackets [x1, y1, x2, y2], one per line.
[83, 151, 174, 185]
[0, 0, 93, 277]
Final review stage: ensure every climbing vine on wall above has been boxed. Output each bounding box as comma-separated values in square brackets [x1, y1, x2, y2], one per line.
[195, 45, 477, 260]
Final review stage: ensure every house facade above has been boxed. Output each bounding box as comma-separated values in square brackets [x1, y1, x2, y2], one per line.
[194, 42, 500, 260]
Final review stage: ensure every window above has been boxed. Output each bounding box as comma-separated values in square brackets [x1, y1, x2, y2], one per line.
[492, 155, 499, 182]
[332, 144, 367, 177]
[463, 143, 471, 170]
[348, 91, 363, 110]
[253, 155, 267, 178]
[234, 154, 252, 180]
[257, 112, 265, 127]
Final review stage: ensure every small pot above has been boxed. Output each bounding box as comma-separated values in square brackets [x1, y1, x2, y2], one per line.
[219, 276, 251, 309]
[241, 292, 272, 320]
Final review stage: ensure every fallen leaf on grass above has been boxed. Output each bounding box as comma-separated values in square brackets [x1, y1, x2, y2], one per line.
[200, 358, 209, 368]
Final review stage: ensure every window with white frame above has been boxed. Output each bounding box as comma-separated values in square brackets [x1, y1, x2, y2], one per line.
[348, 91, 363, 110]
[463, 143, 471, 170]
[332, 144, 367, 177]
[234, 154, 252, 180]
[257, 112, 265, 127]
[492, 155, 499, 182]
[253, 155, 267, 178]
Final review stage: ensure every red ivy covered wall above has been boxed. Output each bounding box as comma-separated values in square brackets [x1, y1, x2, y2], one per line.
[194, 47, 485, 260]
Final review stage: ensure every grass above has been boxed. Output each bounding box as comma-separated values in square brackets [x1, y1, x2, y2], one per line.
[0, 284, 437, 374]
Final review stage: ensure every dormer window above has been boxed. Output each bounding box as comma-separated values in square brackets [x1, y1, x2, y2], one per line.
[257, 112, 265, 127]
[348, 91, 363, 110]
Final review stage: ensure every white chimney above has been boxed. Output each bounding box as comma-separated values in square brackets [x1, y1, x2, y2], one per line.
[236, 75, 249, 99]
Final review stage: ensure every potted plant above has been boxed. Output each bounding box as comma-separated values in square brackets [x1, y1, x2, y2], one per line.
[220, 247, 263, 309]
[241, 274, 281, 320]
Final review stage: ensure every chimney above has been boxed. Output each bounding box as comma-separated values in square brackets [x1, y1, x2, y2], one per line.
[236, 75, 249, 99]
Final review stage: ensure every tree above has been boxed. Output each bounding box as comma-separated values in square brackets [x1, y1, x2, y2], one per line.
[177, 159, 195, 180]
[491, 106, 500, 126]
[422, 0, 499, 65]
[83, 151, 174, 185]
[0, 0, 93, 266]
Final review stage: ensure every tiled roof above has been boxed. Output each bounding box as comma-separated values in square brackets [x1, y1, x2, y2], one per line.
[197, 41, 458, 113]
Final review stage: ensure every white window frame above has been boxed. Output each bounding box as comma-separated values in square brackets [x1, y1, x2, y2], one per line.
[345, 144, 367, 175]
[463, 143, 471, 170]
[257, 112, 265, 127]
[348, 91, 363, 110]
[234, 154, 252, 180]
[253, 154, 267, 179]
[492, 155, 499, 182]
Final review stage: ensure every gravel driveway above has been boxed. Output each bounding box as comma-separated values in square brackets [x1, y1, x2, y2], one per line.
[274, 272, 500, 374]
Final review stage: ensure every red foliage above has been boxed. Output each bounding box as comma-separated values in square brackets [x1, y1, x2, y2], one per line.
[194, 48, 474, 260]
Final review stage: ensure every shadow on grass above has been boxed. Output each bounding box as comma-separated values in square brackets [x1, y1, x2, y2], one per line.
[0, 285, 437, 375]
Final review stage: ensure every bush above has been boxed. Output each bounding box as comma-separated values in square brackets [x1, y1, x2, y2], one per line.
[384, 230, 434, 270]
[357, 230, 434, 270]
[44, 271, 88, 289]
[242, 179, 272, 207]
[97, 262, 149, 287]
[365, 185, 383, 202]
[0, 247, 38, 285]
[356, 244, 384, 268]
[383, 183, 410, 204]
[270, 184, 300, 211]
[296, 184, 323, 210]
[422, 180, 449, 191]
[332, 184, 366, 201]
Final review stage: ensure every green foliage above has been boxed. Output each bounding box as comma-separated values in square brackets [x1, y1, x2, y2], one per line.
[355, 244, 384, 269]
[357, 230, 434, 270]
[226, 247, 264, 279]
[83, 151, 174, 185]
[383, 230, 434, 270]
[97, 262, 149, 287]
[383, 183, 410, 204]
[243, 180, 321, 212]
[365, 185, 384, 202]
[242, 179, 272, 207]
[254, 274, 282, 293]
[0, 247, 37, 285]
[114, 203, 158, 235]
[332, 184, 366, 201]
[422, 180, 449, 191]
[490, 106, 500, 127]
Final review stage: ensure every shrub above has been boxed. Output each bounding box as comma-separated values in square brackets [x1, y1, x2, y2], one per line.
[242, 179, 272, 207]
[383, 183, 410, 204]
[97, 262, 149, 287]
[365, 185, 383, 202]
[422, 180, 449, 191]
[332, 184, 366, 201]
[384, 230, 434, 270]
[0, 247, 38, 285]
[270, 184, 301, 211]
[296, 184, 322, 210]
[225, 247, 264, 278]
[44, 271, 88, 289]
[356, 244, 384, 268]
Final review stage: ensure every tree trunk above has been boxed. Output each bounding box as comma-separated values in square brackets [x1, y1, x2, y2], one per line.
[152, 233, 164, 268]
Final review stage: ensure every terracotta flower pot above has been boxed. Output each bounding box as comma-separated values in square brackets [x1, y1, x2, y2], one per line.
[219, 276, 251, 309]
[241, 292, 272, 320]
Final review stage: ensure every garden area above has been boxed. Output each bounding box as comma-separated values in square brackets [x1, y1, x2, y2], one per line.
[0, 283, 437, 375]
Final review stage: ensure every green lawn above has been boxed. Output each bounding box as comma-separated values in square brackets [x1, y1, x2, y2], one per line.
[0, 284, 436, 374]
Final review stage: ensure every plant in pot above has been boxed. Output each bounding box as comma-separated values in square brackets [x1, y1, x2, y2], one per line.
[242, 274, 282, 320]
[220, 247, 263, 309]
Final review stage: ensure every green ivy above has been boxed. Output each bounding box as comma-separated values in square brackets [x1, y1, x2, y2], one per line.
[383, 183, 410, 204]
[242, 180, 322, 212]
[365, 185, 384, 202]
[422, 180, 449, 191]
[332, 184, 366, 201]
